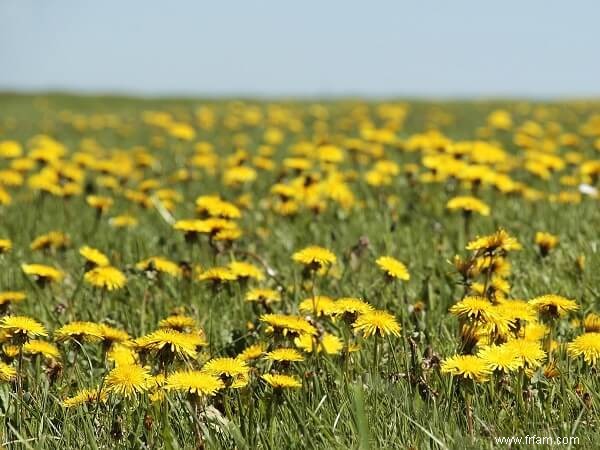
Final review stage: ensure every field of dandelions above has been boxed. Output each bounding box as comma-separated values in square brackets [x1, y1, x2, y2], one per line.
[0, 94, 600, 449]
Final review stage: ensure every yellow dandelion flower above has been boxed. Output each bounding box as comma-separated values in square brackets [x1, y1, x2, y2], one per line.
[535, 232, 559, 256]
[30, 231, 70, 252]
[245, 288, 281, 304]
[84, 266, 127, 291]
[79, 246, 110, 268]
[567, 333, 600, 366]
[0, 239, 12, 254]
[136, 256, 182, 277]
[440, 354, 491, 382]
[262, 373, 302, 389]
[528, 294, 578, 318]
[135, 329, 198, 360]
[109, 215, 138, 229]
[495, 299, 537, 324]
[330, 297, 374, 317]
[105, 364, 152, 398]
[478, 344, 522, 373]
[158, 315, 197, 332]
[98, 324, 131, 346]
[23, 340, 60, 360]
[0, 291, 26, 307]
[237, 343, 267, 361]
[475, 256, 512, 278]
[195, 195, 241, 219]
[292, 245, 337, 270]
[265, 348, 304, 362]
[107, 343, 138, 366]
[213, 227, 243, 242]
[86, 195, 113, 213]
[0, 315, 47, 341]
[0, 361, 17, 382]
[203, 357, 250, 388]
[503, 339, 546, 369]
[61, 388, 108, 408]
[197, 267, 237, 282]
[260, 314, 317, 337]
[449, 296, 495, 322]
[165, 370, 224, 396]
[583, 313, 600, 333]
[519, 322, 549, 341]
[294, 332, 343, 355]
[466, 229, 522, 255]
[228, 261, 264, 280]
[375, 256, 410, 281]
[298, 295, 335, 316]
[54, 321, 103, 343]
[21, 263, 64, 284]
[203, 357, 249, 377]
[446, 196, 490, 216]
[353, 310, 401, 338]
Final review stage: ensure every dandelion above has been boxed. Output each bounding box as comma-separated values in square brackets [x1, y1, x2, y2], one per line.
[136, 256, 182, 277]
[61, 388, 108, 408]
[203, 357, 249, 379]
[54, 321, 103, 343]
[165, 370, 224, 396]
[0, 361, 17, 382]
[30, 231, 70, 251]
[84, 266, 127, 291]
[109, 215, 138, 228]
[0, 315, 47, 343]
[86, 195, 113, 214]
[158, 315, 197, 332]
[237, 343, 267, 361]
[23, 340, 60, 361]
[21, 263, 64, 285]
[567, 333, 600, 366]
[330, 297, 374, 324]
[292, 245, 336, 271]
[107, 344, 138, 366]
[535, 232, 559, 257]
[466, 229, 522, 255]
[228, 261, 264, 281]
[245, 288, 281, 305]
[0, 238, 12, 254]
[440, 353, 490, 435]
[583, 313, 600, 333]
[375, 256, 410, 281]
[446, 196, 491, 216]
[294, 332, 343, 355]
[265, 348, 304, 363]
[478, 344, 522, 373]
[262, 373, 302, 389]
[449, 296, 495, 322]
[79, 246, 110, 268]
[195, 195, 241, 219]
[135, 329, 198, 366]
[298, 295, 335, 316]
[440, 354, 491, 382]
[98, 324, 131, 347]
[105, 364, 152, 398]
[0, 291, 26, 314]
[504, 339, 546, 369]
[528, 294, 578, 319]
[197, 267, 237, 283]
[353, 310, 401, 338]
[260, 314, 317, 337]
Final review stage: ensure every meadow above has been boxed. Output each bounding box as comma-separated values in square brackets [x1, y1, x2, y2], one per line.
[0, 94, 599, 449]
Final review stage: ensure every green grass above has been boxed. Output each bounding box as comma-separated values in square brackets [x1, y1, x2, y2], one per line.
[0, 93, 599, 449]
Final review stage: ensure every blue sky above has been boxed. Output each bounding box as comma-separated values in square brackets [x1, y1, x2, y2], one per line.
[1, 0, 599, 97]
